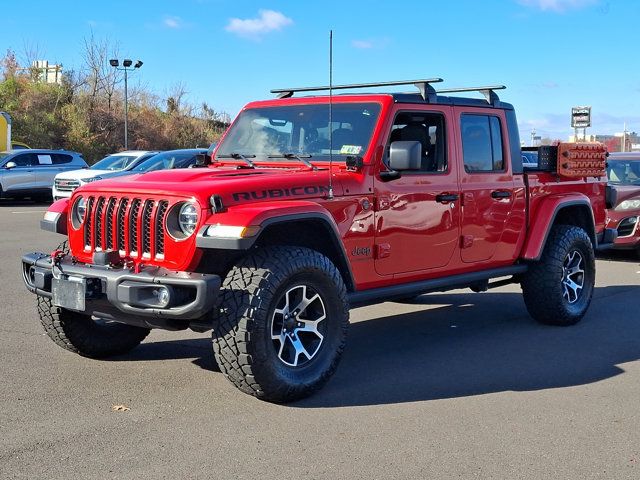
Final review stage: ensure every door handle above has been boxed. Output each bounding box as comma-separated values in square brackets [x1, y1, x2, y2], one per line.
[435, 193, 459, 203]
[491, 190, 512, 199]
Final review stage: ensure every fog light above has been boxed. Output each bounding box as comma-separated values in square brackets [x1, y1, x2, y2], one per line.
[153, 287, 171, 308]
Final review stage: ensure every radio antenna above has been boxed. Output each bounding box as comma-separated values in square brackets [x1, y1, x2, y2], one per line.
[328, 30, 334, 200]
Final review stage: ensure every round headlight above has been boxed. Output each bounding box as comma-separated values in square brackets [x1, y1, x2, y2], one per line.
[71, 196, 87, 229]
[178, 202, 198, 236]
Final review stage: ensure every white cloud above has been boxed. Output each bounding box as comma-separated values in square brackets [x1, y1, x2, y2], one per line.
[163, 16, 184, 29]
[225, 10, 293, 40]
[352, 40, 374, 49]
[517, 0, 598, 12]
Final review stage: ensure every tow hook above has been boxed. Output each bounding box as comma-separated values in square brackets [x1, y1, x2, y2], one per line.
[50, 249, 67, 280]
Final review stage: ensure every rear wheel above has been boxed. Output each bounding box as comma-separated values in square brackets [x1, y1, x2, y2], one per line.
[212, 246, 349, 403]
[521, 225, 595, 326]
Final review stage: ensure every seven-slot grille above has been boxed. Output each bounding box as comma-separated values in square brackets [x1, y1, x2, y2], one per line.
[82, 195, 170, 259]
[54, 178, 80, 192]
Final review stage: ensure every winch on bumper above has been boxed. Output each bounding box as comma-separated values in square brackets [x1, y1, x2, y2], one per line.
[21, 252, 221, 330]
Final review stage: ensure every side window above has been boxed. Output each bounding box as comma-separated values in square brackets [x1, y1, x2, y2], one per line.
[52, 154, 73, 165]
[11, 154, 35, 167]
[461, 114, 504, 172]
[36, 154, 53, 165]
[387, 112, 447, 173]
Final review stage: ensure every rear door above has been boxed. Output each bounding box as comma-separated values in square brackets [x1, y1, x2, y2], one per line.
[34, 153, 68, 189]
[455, 109, 516, 263]
[374, 106, 460, 276]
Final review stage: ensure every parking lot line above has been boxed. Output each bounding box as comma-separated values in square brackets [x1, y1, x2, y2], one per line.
[11, 210, 47, 214]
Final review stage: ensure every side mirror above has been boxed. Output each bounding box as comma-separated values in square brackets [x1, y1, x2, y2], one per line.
[194, 153, 211, 168]
[389, 141, 422, 171]
[4, 161, 17, 169]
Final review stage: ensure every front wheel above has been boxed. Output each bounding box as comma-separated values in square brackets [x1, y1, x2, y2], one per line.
[37, 296, 151, 358]
[521, 225, 595, 326]
[212, 246, 349, 403]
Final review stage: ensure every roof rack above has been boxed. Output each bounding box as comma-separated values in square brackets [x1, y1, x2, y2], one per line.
[436, 85, 506, 106]
[271, 78, 444, 102]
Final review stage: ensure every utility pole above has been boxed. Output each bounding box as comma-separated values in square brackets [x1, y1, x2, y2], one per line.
[622, 122, 627, 152]
[531, 128, 536, 147]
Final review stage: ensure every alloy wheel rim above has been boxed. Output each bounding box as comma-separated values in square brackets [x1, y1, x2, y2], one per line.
[271, 284, 326, 367]
[561, 250, 585, 304]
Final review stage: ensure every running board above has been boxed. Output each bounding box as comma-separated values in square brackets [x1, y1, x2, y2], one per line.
[347, 265, 528, 308]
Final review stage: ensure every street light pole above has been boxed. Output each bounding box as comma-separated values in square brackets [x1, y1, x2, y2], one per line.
[109, 59, 143, 150]
[124, 67, 129, 150]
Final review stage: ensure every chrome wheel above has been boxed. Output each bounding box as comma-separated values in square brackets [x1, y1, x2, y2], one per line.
[271, 284, 326, 367]
[562, 250, 584, 304]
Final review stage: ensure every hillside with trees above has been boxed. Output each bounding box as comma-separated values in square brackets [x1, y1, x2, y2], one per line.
[0, 38, 229, 163]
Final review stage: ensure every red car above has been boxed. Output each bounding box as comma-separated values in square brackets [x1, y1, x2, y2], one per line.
[605, 152, 640, 256]
[22, 79, 613, 402]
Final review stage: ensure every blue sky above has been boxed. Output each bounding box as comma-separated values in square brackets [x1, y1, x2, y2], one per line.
[2, 0, 639, 140]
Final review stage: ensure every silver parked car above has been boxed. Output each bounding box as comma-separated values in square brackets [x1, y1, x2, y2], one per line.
[0, 149, 87, 200]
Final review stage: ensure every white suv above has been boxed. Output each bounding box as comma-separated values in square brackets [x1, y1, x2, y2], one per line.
[52, 150, 158, 200]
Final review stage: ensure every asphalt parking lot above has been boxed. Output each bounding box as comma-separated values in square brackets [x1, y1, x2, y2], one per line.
[1, 200, 639, 480]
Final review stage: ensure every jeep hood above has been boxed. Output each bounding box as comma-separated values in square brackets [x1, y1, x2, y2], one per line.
[74, 166, 342, 206]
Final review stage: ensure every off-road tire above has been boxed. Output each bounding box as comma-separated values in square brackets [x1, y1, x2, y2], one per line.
[37, 240, 150, 358]
[37, 297, 151, 358]
[521, 225, 595, 326]
[212, 246, 349, 403]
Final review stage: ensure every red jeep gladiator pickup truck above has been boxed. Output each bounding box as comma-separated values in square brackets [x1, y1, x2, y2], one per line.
[22, 79, 615, 402]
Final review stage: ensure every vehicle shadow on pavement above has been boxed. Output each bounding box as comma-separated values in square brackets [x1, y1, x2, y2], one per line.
[0, 198, 52, 207]
[596, 250, 639, 263]
[111, 337, 220, 373]
[293, 285, 640, 408]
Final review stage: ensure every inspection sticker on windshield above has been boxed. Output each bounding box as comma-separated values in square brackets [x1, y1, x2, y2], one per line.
[340, 145, 362, 155]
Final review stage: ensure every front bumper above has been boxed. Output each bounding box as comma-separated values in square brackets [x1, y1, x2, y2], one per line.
[22, 253, 220, 329]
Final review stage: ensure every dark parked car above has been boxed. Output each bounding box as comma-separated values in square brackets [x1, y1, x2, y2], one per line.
[92, 148, 207, 182]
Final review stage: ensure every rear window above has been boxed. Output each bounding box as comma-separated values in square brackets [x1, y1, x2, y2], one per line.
[52, 154, 73, 164]
[37, 154, 53, 165]
[461, 115, 504, 172]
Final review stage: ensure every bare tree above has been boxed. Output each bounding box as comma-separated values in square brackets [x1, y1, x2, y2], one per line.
[81, 32, 121, 112]
[166, 82, 189, 115]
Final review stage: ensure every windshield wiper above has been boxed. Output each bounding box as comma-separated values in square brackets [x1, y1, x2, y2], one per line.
[268, 153, 317, 170]
[217, 153, 256, 168]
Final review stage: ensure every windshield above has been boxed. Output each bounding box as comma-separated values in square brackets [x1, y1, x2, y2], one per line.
[132, 151, 196, 172]
[607, 160, 640, 185]
[216, 103, 381, 161]
[0, 152, 11, 161]
[91, 154, 139, 171]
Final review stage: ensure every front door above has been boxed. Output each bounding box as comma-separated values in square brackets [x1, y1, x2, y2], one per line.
[3, 153, 36, 194]
[374, 106, 460, 276]
[455, 109, 515, 263]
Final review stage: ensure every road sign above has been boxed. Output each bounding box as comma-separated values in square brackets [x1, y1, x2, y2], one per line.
[571, 106, 591, 128]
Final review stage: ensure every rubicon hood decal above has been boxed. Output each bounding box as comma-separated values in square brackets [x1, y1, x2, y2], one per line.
[232, 185, 330, 201]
